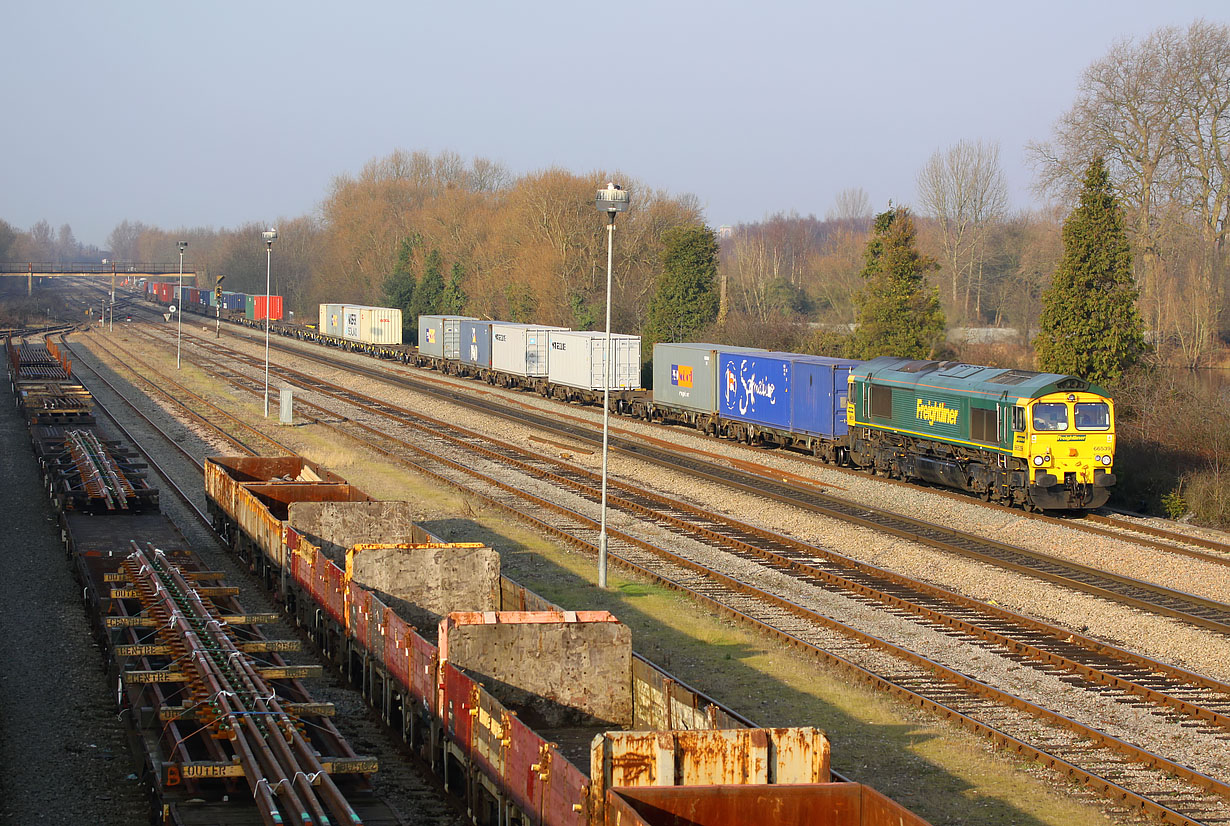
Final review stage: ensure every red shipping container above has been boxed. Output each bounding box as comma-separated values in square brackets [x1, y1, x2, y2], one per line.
[254, 295, 283, 321]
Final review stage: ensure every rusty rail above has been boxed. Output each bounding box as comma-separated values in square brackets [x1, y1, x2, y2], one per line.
[122, 544, 365, 826]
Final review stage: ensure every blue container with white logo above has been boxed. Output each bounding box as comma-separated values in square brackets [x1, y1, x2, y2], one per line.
[718, 351, 861, 438]
[719, 352, 794, 429]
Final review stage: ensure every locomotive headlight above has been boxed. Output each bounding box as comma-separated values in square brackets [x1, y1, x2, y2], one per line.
[1100, 454, 1112, 466]
[1033, 455, 1045, 466]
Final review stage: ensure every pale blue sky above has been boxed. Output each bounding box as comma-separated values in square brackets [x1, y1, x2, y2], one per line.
[2, 1, 1226, 247]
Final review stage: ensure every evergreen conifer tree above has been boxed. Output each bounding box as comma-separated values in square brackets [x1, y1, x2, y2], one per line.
[441, 262, 468, 315]
[409, 248, 445, 320]
[382, 235, 419, 342]
[847, 207, 945, 359]
[1034, 157, 1146, 384]
[644, 225, 720, 346]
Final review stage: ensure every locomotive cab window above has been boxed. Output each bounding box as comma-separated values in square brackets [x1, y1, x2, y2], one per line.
[1032, 402, 1068, 432]
[1012, 406, 1026, 432]
[1074, 402, 1110, 430]
[870, 384, 893, 418]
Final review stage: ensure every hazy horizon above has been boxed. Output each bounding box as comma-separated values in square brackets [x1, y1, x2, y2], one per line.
[2, 1, 1226, 249]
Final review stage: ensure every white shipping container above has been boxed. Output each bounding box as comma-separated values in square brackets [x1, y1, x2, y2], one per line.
[338, 304, 402, 345]
[547, 330, 641, 391]
[491, 323, 569, 377]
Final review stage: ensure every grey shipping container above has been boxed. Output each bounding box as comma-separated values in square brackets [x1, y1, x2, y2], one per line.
[652, 343, 766, 415]
[319, 303, 344, 336]
[418, 315, 475, 360]
[491, 323, 569, 377]
[547, 330, 642, 391]
[341, 305, 402, 345]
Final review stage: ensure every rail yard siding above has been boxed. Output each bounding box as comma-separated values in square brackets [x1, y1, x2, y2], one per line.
[417, 314, 475, 359]
[202, 455, 936, 825]
[548, 330, 642, 391]
[440, 610, 634, 727]
[491, 323, 569, 378]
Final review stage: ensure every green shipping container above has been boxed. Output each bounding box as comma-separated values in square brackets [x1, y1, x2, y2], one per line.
[244, 294, 255, 320]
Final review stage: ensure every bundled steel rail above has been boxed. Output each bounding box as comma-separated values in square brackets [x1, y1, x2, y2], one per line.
[119, 544, 367, 826]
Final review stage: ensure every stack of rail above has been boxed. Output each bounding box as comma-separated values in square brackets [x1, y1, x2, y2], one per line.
[7, 337, 70, 380]
[16, 381, 94, 425]
[117, 544, 366, 826]
[35, 426, 158, 512]
[6, 335, 394, 825]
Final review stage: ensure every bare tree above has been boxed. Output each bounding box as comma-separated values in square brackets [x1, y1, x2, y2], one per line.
[916, 139, 1009, 323]
[106, 220, 150, 261]
[1029, 22, 1230, 363]
[825, 187, 872, 222]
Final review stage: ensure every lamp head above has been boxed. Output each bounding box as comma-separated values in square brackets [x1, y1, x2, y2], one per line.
[262, 228, 278, 245]
[595, 182, 630, 214]
[178, 241, 188, 252]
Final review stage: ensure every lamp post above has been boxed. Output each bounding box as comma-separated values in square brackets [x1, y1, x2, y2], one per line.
[262, 228, 277, 417]
[176, 241, 187, 368]
[594, 182, 630, 588]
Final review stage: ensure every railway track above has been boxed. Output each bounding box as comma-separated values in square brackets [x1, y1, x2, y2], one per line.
[102, 323, 1230, 825]
[59, 336, 466, 826]
[141, 321, 1230, 637]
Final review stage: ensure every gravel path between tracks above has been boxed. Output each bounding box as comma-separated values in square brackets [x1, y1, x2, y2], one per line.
[0, 375, 149, 823]
[60, 340, 465, 826]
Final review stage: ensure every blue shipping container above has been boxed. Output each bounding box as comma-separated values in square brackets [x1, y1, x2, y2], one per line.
[718, 352, 794, 429]
[459, 319, 493, 367]
[791, 356, 860, 439]
[719, 351, 861, 438]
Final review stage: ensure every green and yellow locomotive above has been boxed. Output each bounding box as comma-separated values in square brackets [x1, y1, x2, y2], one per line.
[846, 357, 1115, 510]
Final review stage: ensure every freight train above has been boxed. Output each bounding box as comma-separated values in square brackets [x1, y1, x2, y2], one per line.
[138, 284, 1116, 511]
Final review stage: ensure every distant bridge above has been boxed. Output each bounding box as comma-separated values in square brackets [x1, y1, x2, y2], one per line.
[0, 262, 202, 295]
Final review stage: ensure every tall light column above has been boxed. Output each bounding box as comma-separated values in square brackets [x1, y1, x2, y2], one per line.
[594, 182, 630, 588]
[176, 241, 187, 368]
[262, 228, 277, 417]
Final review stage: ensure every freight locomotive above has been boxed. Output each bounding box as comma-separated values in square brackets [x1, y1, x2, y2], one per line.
[138, 284, 1117, 511]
